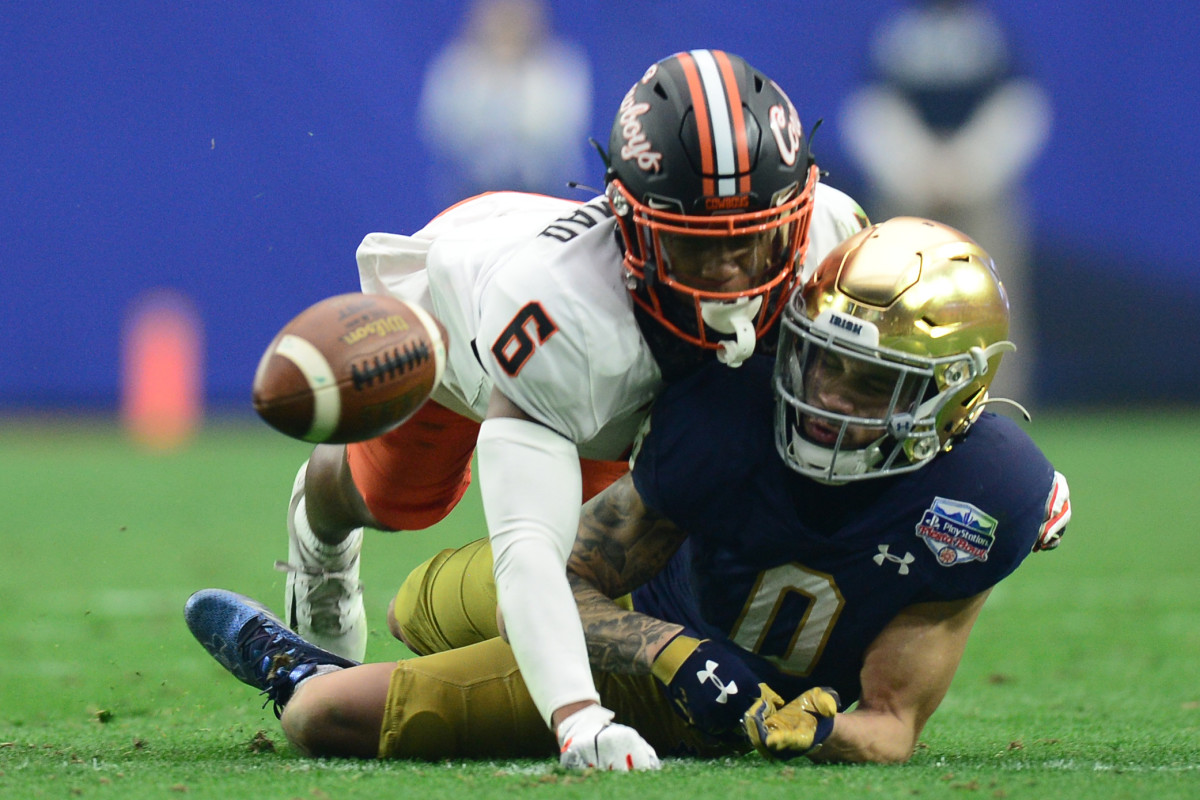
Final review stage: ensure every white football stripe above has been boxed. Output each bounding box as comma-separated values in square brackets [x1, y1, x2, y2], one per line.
[691, 49, 737, 196]
[274, 334, 340, 442]
[401, 301, 447, 390]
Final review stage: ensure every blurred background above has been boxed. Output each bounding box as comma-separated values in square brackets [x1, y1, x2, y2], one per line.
[3, 0, 1199, 434]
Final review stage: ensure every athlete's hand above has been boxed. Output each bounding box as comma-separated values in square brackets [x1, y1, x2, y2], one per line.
[745, 686, 840, 760]
[1033, 470, 1071, 552]
[557, 704, 661, 771]
[651, 632, 783, 737]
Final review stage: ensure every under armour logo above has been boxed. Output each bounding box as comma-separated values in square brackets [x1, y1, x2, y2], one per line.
[887, 413, 915, 438]
[696, 660, 738, 704]
[874, 545, 915, 575]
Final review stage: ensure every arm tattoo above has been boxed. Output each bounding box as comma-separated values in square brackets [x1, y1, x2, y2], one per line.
[567, 473, 687, 674]
[571, 474, 684, 595]
[571, 575, 682, 674]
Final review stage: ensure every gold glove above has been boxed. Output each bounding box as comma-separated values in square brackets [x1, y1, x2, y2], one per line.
[744, 686, 839, 759]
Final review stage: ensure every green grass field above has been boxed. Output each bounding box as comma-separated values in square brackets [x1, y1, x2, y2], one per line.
[2, 410, 1198, 799]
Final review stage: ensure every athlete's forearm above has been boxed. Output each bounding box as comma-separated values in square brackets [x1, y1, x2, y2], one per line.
[569, 573, 682, 674]
[566, 473, 688, 673]
[809, 707, 919, 764]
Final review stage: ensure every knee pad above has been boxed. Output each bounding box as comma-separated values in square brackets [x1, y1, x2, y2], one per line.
[390, 538, 499, 654]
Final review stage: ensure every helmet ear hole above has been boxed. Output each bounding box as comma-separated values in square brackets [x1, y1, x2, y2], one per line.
[942, 361, 970, 386]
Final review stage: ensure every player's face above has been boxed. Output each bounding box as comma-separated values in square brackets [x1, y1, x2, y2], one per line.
[800, 348, 921, 449]
[659, 229, 786, 293]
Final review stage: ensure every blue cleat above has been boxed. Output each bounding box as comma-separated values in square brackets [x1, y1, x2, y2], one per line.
[185, 588, 359, 716]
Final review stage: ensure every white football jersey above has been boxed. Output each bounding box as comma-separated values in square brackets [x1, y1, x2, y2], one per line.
[357, 184, 866, 460]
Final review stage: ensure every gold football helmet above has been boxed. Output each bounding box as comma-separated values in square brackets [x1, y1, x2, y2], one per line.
[774, 217, 1014, 482]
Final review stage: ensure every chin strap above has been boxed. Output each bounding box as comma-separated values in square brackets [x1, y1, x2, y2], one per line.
[911, 339, 1019, 423]
[970, 340, 1017, 376]
[701, 297, 763, 368]
[977, 395, 1031, 421]
[789, 425, 884, 483]
[970, 337, 1029, 421]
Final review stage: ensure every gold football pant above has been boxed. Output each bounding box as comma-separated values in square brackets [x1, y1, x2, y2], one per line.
[392, 535, 502, 654]
[379, 634, 739, 759]
[382, 538, 743, 759]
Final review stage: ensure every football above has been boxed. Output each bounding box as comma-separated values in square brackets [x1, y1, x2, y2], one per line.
[252, 292, 448, 443]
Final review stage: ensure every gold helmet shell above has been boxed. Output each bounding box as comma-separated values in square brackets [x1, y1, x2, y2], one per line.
[774, 217, 1014, 482]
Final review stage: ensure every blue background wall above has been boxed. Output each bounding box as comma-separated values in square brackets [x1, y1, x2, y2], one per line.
[3, 1, 1198, 412]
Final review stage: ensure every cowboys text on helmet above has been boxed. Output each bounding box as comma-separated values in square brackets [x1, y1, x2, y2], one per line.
[617, 84, 662, 173]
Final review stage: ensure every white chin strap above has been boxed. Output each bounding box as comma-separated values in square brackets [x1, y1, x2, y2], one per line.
[701, 296, 763, 368]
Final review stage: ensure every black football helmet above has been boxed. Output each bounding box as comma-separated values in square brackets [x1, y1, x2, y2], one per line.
[605, 49, 819, 370]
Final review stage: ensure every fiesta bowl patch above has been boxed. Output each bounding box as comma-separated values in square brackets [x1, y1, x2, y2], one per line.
[916, 497, 997, 566]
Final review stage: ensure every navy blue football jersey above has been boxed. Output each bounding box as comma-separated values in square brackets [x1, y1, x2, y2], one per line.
[631, 355, 1059, 706]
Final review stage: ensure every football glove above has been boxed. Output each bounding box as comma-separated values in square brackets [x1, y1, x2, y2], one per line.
[1033, 470, 1071, 552]
[557, 704, 661, 771]
[745, 686, 840, 760]
[651, 632, 783, 737]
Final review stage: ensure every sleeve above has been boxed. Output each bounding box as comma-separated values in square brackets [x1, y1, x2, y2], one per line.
[355, 232, 434, 303]
[803, 184, 870, 282]
[921, 415, 1067, 601]
[988, 417, 1066, 564]
[475, 416, 600, 726]
[476, 287, 588, 442]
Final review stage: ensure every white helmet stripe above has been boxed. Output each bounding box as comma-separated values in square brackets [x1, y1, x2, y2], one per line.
[690, 49, 738, 196]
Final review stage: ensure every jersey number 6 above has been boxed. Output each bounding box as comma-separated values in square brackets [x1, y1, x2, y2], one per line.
[490, 302, 559, 377]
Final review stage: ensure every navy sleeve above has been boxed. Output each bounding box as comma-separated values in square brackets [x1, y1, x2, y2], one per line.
[912, 413, 1058, 602]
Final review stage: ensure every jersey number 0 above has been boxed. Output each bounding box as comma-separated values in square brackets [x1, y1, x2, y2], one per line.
[729, 563, 845, 677]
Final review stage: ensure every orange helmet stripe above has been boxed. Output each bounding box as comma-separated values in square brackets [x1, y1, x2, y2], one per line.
[676, 51, 715, 197]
